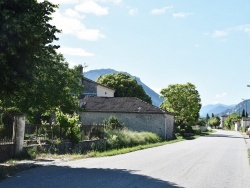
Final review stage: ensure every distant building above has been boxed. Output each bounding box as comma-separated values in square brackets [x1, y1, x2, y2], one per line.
[220, 114, 228, 128]
[241, 117, 250, 129]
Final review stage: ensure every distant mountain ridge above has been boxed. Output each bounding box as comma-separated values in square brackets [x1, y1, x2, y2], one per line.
[84, 69, 164, 107]
[200, 104, 235, 117]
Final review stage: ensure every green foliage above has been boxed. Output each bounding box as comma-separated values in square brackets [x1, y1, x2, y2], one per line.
[104, 129, 161, 150]
[160, 82, 201, 132]
[97, 73, 152, 104]
[103, 116, 125, 130]
[206, 113, 210, 122]
[0, 0, 59, 102]
[224, 113, 241, 130]
[56, 109, 81, 145]
[242, 109, 246, 117]
[16, 147, 37, 160]
[196, 118, 206, 127]
[207, 116, 220, 128]
[0, 0, 84, 121]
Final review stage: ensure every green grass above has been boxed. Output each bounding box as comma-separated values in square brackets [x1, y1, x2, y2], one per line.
[248, 148, 250, 164]
[86, 137, 185, 158]
[0, 130, 214, 181]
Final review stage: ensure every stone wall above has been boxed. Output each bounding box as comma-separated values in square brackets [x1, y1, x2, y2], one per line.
[79, 112, 174, 140]
[0, 144, 15, 162]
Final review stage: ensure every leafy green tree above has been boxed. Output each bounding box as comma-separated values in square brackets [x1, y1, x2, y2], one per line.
[160, 82, 201, 132]
[224, 113, 241, 130]
[211, 113, 215, 118]
[0, 1, 84, 122]
[242, 109, 246, 117]
[56, 109, 81, 146]
[97, 73, 152, 104]
[208, 116, 220, 128]
[196, 118, 206, 127]
[0, 0, 60, 101]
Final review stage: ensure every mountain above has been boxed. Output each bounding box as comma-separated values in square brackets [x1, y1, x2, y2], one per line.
[217, 100, 250, 117]
[84, 69, 164, 107]
[200, 104, 235, 117]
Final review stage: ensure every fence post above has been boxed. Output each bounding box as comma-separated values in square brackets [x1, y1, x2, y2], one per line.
[14, 114, 25, 155]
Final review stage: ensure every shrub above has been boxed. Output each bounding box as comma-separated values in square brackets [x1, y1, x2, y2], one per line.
[56, 109, 81, 145]
[103, 116, 125, 130]
[104, 128, 161, 150]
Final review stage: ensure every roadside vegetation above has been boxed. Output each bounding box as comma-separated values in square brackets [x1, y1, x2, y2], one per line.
[248, 149, 250, 164]
[0, 131, 213, 180]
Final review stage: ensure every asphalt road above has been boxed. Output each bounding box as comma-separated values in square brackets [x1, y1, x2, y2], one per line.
[1, 130, 250, 188]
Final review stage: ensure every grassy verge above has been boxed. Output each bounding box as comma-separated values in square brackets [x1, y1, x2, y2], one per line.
[248, 149, 250, 164]
[86, 136, 186, 158]
[0, 130, 214, 181]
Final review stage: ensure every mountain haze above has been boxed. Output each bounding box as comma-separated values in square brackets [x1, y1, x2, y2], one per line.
[200, 104, 235, 117]
[84, 69, 164, 107]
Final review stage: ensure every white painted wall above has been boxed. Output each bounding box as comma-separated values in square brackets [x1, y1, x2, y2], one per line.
[97, 85, 115, 97]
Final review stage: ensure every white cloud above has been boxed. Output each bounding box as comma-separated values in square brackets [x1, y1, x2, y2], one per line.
[150, 6, 173, 15]
[172, 12, 193, 19]
[76, 29, 105, 41]
[75, 1, 109, 16]
[64, 8, 85, 19]
[38, 0, 78, 4]
[211, 30, 228, 38]
[129, 8, 138, 16]
[95, 0, 122, 4]
[215, 92, 228, 99]
[236, 24, 250, 34]
[58, 47, 95, 57]
[51, 10, 105, 41]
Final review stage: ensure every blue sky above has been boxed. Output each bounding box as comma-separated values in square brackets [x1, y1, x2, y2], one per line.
[41, 0, 250, 106]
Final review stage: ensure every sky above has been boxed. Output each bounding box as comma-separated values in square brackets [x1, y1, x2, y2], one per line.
[40, 0, 250, 106]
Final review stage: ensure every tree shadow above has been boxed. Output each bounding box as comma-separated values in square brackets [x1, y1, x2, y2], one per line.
[0, 164, 183, 188]
[202, 133, 244, 139]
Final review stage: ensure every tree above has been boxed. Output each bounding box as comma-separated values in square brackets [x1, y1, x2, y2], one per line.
[224, 113, 241, 130]
[211, 113, 215, 118]
[0, 1, 84, 122]
[242, 109, 246, 117]
[160, 82, 201, 132]
[206, 113, 210, 122]
[0, 0, 60, 100]
[207, 116, 220, 128]
[196, 118, 206, 127]
[97, 73, 152, 104]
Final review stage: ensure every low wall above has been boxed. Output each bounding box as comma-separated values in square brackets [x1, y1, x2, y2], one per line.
[0, 144, 15, 162]
[56, 139, 107, 154]
[24, 139, 107, 155]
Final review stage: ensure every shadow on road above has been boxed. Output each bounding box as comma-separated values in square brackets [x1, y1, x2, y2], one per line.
[0, 164, 184, 188]
[203, 134, 243, 139]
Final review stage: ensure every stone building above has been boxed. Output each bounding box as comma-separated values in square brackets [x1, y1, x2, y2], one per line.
[79, 77, 174, 140]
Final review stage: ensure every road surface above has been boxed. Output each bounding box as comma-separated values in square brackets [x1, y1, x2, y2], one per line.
[1, 130, 250, 188]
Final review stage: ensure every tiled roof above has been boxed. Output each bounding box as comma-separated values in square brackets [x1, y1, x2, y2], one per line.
[79, 96, 169, 114]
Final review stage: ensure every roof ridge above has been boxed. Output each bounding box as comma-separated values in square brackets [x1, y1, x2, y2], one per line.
[133, 97, 168, 113]
[83, 77, 116, 91]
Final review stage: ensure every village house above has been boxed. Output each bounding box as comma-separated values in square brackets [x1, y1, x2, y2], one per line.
[78, 76, 174, 140]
